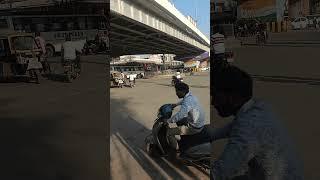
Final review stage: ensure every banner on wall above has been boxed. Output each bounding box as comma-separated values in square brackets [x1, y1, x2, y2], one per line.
[237, 0, 286, 21]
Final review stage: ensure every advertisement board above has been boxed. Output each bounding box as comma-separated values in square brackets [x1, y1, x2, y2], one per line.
[237, 0, 286, 21]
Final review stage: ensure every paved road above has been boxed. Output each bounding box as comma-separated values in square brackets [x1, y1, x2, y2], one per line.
[110, 73, 210, 180]
[0, 55, 107, 180]
[211, 46, 320, 180]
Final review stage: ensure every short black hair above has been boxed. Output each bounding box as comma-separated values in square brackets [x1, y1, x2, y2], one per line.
[212, 65, 253, 99]
[175, 82, 189, 93]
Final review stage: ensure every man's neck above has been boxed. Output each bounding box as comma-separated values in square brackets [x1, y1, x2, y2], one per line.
[183, 92, 191, 99]
[234, 98, 254, 116]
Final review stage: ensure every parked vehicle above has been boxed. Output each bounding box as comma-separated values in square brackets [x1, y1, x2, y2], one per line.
[0, 32, 43, 83]
[110, 71, 124, 88]
[291, 17, 308, 29]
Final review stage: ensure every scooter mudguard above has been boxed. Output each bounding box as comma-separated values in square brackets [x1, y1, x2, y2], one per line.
[152, 120, 168, 155]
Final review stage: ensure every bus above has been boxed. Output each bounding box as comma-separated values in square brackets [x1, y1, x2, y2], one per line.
[0, 14, 107, 57]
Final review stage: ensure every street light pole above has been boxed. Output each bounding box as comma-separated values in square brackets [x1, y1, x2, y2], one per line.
[162, 54, 165, 73]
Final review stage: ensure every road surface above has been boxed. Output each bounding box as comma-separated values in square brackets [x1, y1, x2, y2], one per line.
[0, 55, 107, 180]
[211, 45, 320, 180]
[110, 73, 210, 180]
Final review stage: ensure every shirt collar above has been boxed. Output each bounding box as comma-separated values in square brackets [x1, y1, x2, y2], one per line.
[184, 92, 191, 99]
[236, 98, 255, 117]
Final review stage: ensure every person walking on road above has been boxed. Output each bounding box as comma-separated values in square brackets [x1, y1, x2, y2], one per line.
[128, 73, 135, 87]
[35, 32, 50, 75]
[210, 66, 304, 180]
[61, 36, 81, 77]
[212, 25, 226, 69]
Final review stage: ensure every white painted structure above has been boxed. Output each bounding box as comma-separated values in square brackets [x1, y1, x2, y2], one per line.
[110, 0, 210, 58]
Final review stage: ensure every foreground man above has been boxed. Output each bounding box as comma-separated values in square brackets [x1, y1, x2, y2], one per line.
[167, 82, 207, 153]
[210, 66, 304, 180]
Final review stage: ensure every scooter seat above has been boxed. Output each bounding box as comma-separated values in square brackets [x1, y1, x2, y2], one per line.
[180, 152, 210, 162]
[183, 143, 211, 157]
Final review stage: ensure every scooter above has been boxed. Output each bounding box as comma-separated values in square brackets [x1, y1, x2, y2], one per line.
[145, 104, 211, 172]
[115, 77, 124, 88]
[62, 53, 81, 83]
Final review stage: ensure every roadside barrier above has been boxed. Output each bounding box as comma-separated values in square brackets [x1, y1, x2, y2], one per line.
[266, 21, 288, 33]
[266, 21, 320, 33]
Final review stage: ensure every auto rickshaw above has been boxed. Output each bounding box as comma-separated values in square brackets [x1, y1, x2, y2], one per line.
[110, 71, 124, 88]
[0, 32, 43, 83]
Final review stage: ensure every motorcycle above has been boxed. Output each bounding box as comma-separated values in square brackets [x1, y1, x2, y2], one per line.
[145, 104, 211, 172]
[171, 76, 183, 86]
[83, 40, 107, 55]
[256, 31, 266, 46]
[63, 54, 81, 83]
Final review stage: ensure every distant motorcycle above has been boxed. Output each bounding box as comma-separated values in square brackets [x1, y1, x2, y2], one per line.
[171, 76, 183, 86]
[83, 40, 107, 55]
[256, 31, 266, 46]
[63, 53, 81, 83]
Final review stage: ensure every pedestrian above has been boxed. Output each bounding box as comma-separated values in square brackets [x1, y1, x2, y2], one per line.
[129, 73, 135, 87]
[104, 31, 109, 51]
[120, 71, 125, 80]
[210, 65, 304, 180]
[35, 32, 49, 74]
[211, 25, 226, 69]
[61, 35, 81, 76]
[312, 18, 316, 29]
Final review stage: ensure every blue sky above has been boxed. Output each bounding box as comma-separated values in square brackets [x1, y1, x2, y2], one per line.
[171, 0, 210, 39]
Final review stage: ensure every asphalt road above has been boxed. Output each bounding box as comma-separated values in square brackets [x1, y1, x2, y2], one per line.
[110, 73, 210, 180]
[0, 55, 107, 180]
[211, 45, 320, 180]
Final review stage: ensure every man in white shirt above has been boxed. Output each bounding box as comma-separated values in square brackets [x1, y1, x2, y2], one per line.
[61, 36, 80, 61]
[129, 73, 135, 87]
[167, 82, 207, 152]
[61, 36, 81, 73]
[211, 26, 226, 69]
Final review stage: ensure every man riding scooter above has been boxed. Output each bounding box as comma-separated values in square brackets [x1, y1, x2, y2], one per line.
[166, 82, 208, 156]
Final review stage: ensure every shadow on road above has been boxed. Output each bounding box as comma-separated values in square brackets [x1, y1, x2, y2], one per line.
[252, 74, 320, 86]
[110, 98, 207, 180]
[0, 98, 73, 179]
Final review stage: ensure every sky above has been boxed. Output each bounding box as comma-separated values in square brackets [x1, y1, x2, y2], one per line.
[170, 0, 210, 39]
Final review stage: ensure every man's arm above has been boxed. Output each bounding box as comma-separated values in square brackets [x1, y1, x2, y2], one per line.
[167, 102, 190, 123]
[211, 121, 256, 179]
[209, 122, 233, 142]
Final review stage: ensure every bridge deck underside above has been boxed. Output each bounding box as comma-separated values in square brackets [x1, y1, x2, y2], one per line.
[110, 12, 206, 58]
